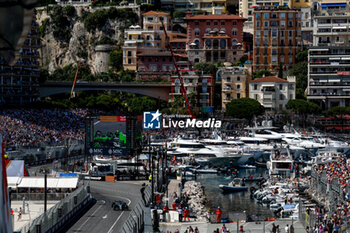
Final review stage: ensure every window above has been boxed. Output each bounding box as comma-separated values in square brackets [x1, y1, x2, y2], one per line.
[256, 21, 260, 27]
[237, 93, 241, 99]
[128, 35, 132, 40]
[280, 94, 284, 100]
[256, 13, 261, 20]
[264, 31, 268, 37]
[264, 39, 268, 46]
[237, 76, 240, 81]
[271, 21, 278, 27]
[232, 29, 237, 36]
[281, 13, 285, 19]
[147, 17, 153, 22]
[248, 17, 252, 22]
[279, 84, 283, 90]
[207, 21, 210, 26]
[305, 12, 309, 18]
[221, 21, 225, 25]
[146, 35, 150, 40]
[128, 58, 131, 64]
[281, 21, 285, 27]
[195, 29, 200, 36]
[255, 94, 258, 100]
[127, 51, 132, 56]
[220, 51, 226, 58]
[264, 57, 268, 64]
[214, 21, 218, 26]
[236, 84, 241, 89]
[254, 84, 257, 90]
[264, 13, 269, 19]
[195, 21, 199, 26]
[248, 10, 252, 15]
[264, 21, 268, 27]
[256, 31, 260, 38]
[163, 57, 166, 62]
[272, 29, 277, 37]
[289, 31, 293, 37]
[233, 20, 237, 26]
[281, 31, 284, 37]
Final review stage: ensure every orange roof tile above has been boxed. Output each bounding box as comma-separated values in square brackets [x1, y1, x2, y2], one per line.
[143, 11, 169, 16]
[186, 14, 246, 20]
[250, 76, 288, 83]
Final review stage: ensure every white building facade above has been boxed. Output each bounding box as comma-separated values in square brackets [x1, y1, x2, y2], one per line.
[249, 76, 296, 112]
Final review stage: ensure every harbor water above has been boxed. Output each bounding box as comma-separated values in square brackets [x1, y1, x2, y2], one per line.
[195, 168, 274, 218]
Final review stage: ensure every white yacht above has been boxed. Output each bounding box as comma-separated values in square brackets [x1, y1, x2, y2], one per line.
[283, 136, 325, 149]
[267, 148, 295, 178]
[168, 138, 241, 166]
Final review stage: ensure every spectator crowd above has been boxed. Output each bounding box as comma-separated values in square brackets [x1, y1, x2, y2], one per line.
[0, 109, 87, 149]
[312, 155, 350, 232]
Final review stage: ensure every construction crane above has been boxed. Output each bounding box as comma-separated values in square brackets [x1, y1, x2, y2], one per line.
[70, 59, 85, 98]
[159, 17, 194, 119]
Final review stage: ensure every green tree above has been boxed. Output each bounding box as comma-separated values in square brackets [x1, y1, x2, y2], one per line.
[278, 64, 283, 79]
[286, 99, 321, 127]
[109, 51, 123, 70]
[296, 50, 308, 63]
[252, 70, 273, 80]
[226, 98, 265, 122]
[173, 10, 186, 19]
[119, 69, 136, 82]
[63, 5, 76, 17]
[127, 96, 157, 114]
[289, 61, 308, 99]
[194, 63, 218, 76]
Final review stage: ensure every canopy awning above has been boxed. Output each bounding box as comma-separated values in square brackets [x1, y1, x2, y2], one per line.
[16, 177, 78, 189]
[7, 177, 22, 189]
[333, 26, 347, 29]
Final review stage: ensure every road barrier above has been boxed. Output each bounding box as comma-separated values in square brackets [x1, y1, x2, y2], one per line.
[19, 183, 91, 233]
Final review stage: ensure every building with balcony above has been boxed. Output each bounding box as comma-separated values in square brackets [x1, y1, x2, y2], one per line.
[0, 18, 40, 106]
[249, 75, 296, 112]
[252, 7, 302, 72]
[218, 66, 250, 110]
[161, 0, 226, 14]
[186, 13, 246, 64]
[307, 12, 350, 109]
[169, 70, 215, 108]
[123, 11, 188, 80]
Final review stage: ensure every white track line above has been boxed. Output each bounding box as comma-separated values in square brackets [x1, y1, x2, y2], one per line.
[106, 196, 131, 233]
[76, 203, 103, 232]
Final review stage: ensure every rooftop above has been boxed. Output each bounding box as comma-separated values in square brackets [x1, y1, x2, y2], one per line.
[251, 76, 288, 83]
[186, 13, 246, 21]
[143, 11, 169, 16]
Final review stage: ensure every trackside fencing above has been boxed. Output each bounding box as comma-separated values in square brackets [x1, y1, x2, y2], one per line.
[19, 183, 91, 233]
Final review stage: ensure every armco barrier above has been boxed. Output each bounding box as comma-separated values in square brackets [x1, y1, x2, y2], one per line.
[19, 183, 91, 233]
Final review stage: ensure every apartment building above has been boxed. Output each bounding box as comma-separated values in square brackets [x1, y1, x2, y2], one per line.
[0, 19, 40, 106]
[307, 11, 350, 109]
[219, 66, 250, 110]
[123, 11, 188, 80]
[161, 0, 226, 14]
[169, 70, 215, 108]
[186, 13, 246, 64]
[252, 7, 302, 72]
[249, 75, 296, 112]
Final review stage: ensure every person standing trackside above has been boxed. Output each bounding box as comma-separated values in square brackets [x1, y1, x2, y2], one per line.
[216, 207, 222, 223]
[178, 206, 183, 222]
[184, 207, 190, 221]
[18, 207, 22, 221]
[285, 224, 289, 233]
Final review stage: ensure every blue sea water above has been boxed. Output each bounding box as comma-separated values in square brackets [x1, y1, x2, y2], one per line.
[195, 168, 274, 218]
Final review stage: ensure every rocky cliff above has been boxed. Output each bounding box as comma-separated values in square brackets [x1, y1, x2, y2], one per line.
[35, 5, 138, 74]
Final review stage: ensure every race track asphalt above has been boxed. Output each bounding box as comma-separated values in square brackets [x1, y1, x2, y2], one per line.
[66, 180, 144, 233]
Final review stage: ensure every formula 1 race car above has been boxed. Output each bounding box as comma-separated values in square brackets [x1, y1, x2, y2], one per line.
[111, 200, 128, 211]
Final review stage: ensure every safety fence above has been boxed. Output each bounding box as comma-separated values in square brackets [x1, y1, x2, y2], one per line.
[119, 185, 153, 233]
[301, 169, 350, 232]
[19, 183, 91, 233]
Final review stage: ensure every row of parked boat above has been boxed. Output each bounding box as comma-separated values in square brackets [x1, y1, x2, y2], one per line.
[144, 123, 350, 168]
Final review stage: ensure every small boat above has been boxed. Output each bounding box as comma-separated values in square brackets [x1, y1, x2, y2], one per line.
[238, 165, 256, 169]
[219, 178, 248, 193]
[243, 177, 265, 182]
